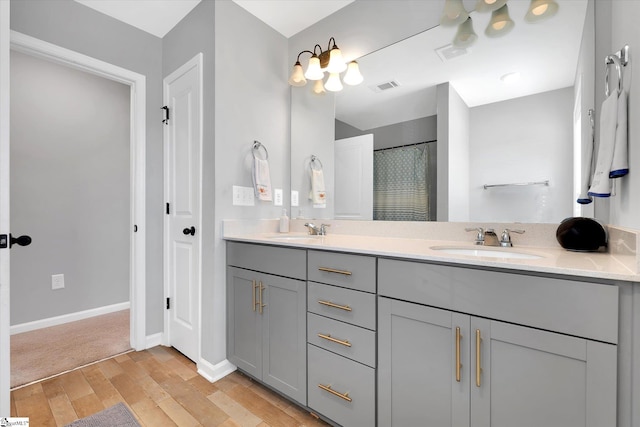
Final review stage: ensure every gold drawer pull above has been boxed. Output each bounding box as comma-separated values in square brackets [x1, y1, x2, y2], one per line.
[318, 333, 352, 347]
[476, 329, 482, 387]
[455, 327, 462, 382]
[318, 384, 352, 402]
[318, 300, 352, 312]
[318, 267, 352, 276]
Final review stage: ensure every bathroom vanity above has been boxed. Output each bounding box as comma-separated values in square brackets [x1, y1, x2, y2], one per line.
[224, 220, 639, 427]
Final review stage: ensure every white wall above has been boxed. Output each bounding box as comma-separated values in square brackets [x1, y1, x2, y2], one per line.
[10, 50, 130, 324]
[469, 88, 574, 223]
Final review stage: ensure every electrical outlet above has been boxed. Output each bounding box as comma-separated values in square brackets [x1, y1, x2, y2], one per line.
[52, 274, 65, 290]
[291, 191, 299, 207]
[274, 189, 283, 206]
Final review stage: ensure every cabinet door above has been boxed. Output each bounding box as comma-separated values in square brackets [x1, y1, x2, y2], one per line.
[262, 273, 307, 405]
[378, 297, 470, 427]
[226, 267, 261, 378]
[471, 318, 617, 427]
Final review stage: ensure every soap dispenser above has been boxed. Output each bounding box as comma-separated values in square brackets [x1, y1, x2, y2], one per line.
[279, 209, 289, 233]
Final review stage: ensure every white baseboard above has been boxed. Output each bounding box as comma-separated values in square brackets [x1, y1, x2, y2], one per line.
[145, 333, 163, 349]
[11, 302, 130, 335]
[197, 358, 236, 383]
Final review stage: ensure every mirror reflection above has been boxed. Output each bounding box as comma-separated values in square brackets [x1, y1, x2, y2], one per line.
[290, 0, 591, 223]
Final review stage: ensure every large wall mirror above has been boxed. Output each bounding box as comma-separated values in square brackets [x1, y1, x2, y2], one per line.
[290, 0, 592, 223]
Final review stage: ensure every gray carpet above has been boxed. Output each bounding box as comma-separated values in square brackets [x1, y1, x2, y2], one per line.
[64, 403, 140, 427]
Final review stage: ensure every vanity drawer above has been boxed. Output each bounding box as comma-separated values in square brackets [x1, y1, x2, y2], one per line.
[227, 241, 306, 280]
[378, 258, 619, 344]
[308, 345, 375, 427]
[308, 250, 376, 292]
[307, 313, 376, 368]
[308, 282, 376, 330]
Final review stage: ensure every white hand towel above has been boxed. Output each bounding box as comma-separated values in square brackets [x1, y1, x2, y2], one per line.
[588, 91, 618, 197]
[577, 118, 595, 204]
[610, 90, 628, 178]
[253, 157, 272, 201]
[309, 168, 327, 206]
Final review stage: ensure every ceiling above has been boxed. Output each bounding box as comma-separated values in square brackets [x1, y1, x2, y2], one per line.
[73, 0, 354, 39]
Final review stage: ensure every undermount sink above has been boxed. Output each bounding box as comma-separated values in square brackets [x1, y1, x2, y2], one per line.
[266, 235, 321, 242]
[430, 246, 544, 260]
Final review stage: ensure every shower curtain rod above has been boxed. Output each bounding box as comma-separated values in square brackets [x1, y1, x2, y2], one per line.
[374, 139, 436, 152]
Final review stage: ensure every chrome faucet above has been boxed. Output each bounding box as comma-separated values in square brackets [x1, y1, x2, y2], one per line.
[304, 223, 330, 236]
[465, 227, 499, 246]
[499, 229, 525, 247]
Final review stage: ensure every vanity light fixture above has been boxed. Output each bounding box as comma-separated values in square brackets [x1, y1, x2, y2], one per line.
[524, 0, 559, 23]
[288, 37, 363, 93]
[441, 0, 559, 48]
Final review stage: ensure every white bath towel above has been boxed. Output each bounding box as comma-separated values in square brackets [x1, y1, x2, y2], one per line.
[588, 91, 618, 197]
[309, 168, 327, 206]
[253, 157, 272, 201]
[610, 89, 628, 178]
[577, 115, 595, 204]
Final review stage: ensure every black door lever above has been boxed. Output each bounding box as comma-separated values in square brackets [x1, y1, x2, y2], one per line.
[10, 234, 32, 248]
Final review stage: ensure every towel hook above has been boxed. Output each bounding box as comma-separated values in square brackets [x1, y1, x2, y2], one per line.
[252, 140, 268, 160]
[310, 154, 323, 171]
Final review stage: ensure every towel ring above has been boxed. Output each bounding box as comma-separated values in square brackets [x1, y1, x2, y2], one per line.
[310, 155, 323, 171]
[252, 140, 268, 160]
[605, 55, 622, 97]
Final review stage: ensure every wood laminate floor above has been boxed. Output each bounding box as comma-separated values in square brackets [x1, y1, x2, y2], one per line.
[10, 346, 329, 427]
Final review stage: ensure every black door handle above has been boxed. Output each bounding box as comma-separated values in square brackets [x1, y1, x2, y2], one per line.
[10, 234, 32, 248]
[183, 226, 195, 236]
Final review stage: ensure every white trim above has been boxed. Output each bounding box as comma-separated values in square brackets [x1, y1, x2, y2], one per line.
[8, 31, 147, 352]
[10, 302, 130, 335]
[163, 53, 204, 362]
[145, 333, 164, 349]
[0, 0, 11, 415]
[197, 358, 237, 384]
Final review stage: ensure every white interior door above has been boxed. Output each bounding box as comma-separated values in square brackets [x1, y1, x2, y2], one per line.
[164, 53, 203, 363]
[334, 134, 374, 220]
[0, 0, 11, 414]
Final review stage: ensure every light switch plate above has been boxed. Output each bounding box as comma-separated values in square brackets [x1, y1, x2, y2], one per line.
[291, 190, 299, 207]
[233, 185, 255, 206]
[274, 189, 283, 206]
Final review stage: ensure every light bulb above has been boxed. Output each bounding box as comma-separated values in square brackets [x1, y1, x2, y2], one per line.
[304, 55, 324, 80]
[288, 62, 307, 87]
[324, 72, 343, 92]
[327, 47, 347, 73]
[525, 0, 559, 23]
[485, 4, 514, 37]
[313, 79, 326, 95]
[453, 17, 477, 48]
[343, 61, 364, 85]
[440, 0, 469, 26]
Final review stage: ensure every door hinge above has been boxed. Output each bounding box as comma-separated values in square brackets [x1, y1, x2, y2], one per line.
[162, 106, 170, 125]
[0, 234, 7, 249]
[166, 297, 170, 310]
[166, 202, 170, 215]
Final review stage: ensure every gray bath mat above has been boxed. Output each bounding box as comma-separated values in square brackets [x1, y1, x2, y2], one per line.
[65, 402, 140, 427]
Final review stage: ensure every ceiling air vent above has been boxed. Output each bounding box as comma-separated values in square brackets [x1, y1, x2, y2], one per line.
[435, 44, 469, 62]
[369, 80, 401, 93]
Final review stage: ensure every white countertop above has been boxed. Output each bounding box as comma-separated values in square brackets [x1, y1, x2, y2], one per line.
[223, 232, 639, 283]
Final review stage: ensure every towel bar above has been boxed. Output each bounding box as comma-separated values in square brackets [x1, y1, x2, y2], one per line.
[483, 180, 549, 190]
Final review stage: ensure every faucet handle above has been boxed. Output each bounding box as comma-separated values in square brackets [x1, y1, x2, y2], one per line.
[319, 224, 330, 235]
[500, 229, 525, 247]
[465, 227, 484, 244]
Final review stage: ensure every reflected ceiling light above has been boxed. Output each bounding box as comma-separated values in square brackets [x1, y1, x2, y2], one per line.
[440, 0, 468, 26]
[289, 37, 362, 93]
[312, 79, 326, 95]
[453, 17, 478, 48]
[475, 0, 507, 13]
[525, 0, 559, 23]
[485, 4, 515, 37]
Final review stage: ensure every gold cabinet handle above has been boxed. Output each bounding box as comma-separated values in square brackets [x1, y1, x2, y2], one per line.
[318, 333, 352, 347]
[318, 384, 352, 402]
[456, 327, 462, 382]
[252, 280, 257, 312]
[318, 267, 352, 276]
[318, 300, 352, 312]
[476, 329, 482, 387]
[259, 282, 266, 314]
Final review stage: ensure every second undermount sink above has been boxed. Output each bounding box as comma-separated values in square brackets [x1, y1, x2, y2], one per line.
[430, 246, 544, 260]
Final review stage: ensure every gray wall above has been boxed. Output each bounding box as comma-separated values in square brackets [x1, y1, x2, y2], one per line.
[11, 0, 164, 335]
[213, 0, 289, 365]
[10, 50, 129, 324]
[335, 115, 437, 150]
[162, 0, 217, 365]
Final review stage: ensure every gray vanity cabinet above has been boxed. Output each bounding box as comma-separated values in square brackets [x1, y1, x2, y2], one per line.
[226, 242, 307, 405]
[378, 258, 618, 427]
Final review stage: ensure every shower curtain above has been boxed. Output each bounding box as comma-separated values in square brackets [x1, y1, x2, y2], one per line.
[373, 142, 430, 221]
